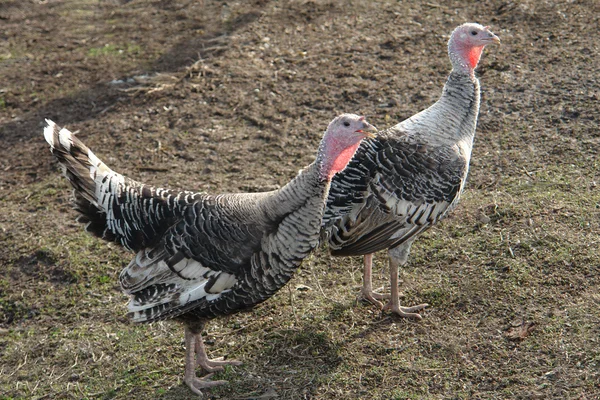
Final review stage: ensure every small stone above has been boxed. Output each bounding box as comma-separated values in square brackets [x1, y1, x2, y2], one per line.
[478, 213, 491, 224]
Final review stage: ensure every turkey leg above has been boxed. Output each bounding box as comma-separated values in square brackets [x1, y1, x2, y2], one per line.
[382, 243, 428, 318]
[361, 253, 390, 308]
[194, 333, 242, 372]
[183, 327, 228, 395]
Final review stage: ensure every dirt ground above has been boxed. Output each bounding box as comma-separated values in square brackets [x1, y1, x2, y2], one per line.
[1, 0, 599, 399]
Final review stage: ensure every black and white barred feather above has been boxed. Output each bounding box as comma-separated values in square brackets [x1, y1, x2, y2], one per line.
[44, 116, 367, 325]
[44, 120, 190, 251]
[323, 71, 480, 255]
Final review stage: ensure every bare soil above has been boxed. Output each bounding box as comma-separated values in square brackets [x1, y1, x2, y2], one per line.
[1, 0, 599, 399]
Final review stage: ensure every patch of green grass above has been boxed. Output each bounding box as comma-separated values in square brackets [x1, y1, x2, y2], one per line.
[126, 44, 142, 55]
[88, 44, 121, 57]
[96, 274, 112, 285]
[420, 288, 450, 307]
[0, 45, 28, 62]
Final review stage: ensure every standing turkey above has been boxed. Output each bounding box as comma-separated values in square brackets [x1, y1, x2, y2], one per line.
[44, 114, 376, 395]
[323, 23, 500, 318]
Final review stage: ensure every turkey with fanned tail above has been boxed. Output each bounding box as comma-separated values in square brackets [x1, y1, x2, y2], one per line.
[322, 23, 500, 318]
[44, 113, 376, 395]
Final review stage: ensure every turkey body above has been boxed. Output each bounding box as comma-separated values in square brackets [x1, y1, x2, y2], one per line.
[47, 126, 329, 324]
[124, 176, 330, 324]
[323, 23, 499, 318]
[44, 114, 376, 394]
[325, 72, 478, 256]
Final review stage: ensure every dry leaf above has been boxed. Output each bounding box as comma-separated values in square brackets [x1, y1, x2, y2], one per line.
[504, 320, 536, 342]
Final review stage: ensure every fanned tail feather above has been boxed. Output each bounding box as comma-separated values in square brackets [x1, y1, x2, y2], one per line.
[44, 120, 192, 251]
[44, 119, 121, 240]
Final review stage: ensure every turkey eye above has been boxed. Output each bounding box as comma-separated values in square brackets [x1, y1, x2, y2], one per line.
[343, 121, 350, 127]
[471, 30, 478, 35]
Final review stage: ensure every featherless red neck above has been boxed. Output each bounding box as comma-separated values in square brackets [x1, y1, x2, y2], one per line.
[324, 140, 363, 180]
[448, 23, 500, 75]
[466, 45, 484, 70]
[317, 114, 377, 181]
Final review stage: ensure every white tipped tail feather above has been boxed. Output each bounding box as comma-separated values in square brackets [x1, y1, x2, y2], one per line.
[44, 119, 129, 244]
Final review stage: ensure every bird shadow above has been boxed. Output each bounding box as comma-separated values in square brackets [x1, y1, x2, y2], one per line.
[158, 323, 344, 399]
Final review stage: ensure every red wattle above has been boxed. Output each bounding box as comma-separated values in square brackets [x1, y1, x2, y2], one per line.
[468, 46, 484, 69]
[329, 142, 361, 178]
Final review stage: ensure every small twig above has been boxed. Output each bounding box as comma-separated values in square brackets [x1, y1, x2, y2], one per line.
[117, 87, 146, 93]
[8, 354, 27, 377]
[98, 104, 116, 115]
[310, 264, 328, 299]
[522, 167, 535, 178]
[372, 316, 392, 324]
[13, 165, 38, 170]
[136, 166, 170, 172]
[476, 312, 489, 327]
[32, 380, 40, 394]
[508, 246, 515, 258]
[288, 284, 299, 324]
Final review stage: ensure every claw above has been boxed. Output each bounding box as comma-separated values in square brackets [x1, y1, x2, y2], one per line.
[382, 302, 428, 319]
[198, 357, 243, 373]
[185, 327, 241, 395]
[185, 375, 228, 395]
[194, 331, 242, 373]
[360, 288, 390, 309]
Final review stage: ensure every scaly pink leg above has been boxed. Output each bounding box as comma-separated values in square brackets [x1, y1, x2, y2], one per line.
[195, 334, 242, 373]
[361, 253, 390, 309]
[382, 247, 428, 319]
[184, 328, 228, 396]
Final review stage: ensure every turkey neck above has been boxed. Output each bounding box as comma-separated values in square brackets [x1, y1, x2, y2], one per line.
[188, 162, 329, 320]
[252, 161, 329, 294]
[259, 160, 328, 223]
[396, 70, 481, 153]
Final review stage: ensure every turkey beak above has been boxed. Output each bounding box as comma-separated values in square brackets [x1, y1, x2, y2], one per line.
[485, 31, 501, 45]
[357, 121, 378, 139]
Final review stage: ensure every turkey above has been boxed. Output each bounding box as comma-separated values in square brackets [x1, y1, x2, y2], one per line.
[323, 23, 500, 318]
[44, 114, 376, 395]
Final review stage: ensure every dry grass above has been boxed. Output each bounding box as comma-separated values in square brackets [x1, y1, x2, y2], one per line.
[1, 0, 600, 399]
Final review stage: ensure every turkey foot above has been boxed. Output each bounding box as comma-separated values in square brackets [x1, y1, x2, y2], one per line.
[185, 328, 234, 395]
[361, 286, 390, 309]
[385, 257, 428, 319]
[195, 335, 242, 372]
[383, 301, 428, 319]
[185, 373, 228, 396]
[197, 357, 243, 373]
